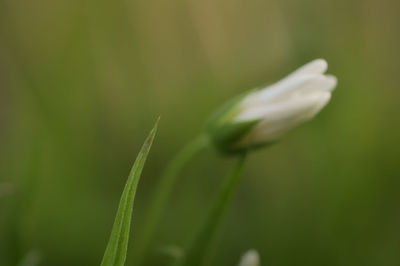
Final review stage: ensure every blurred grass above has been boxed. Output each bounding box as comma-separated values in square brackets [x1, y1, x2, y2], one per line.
[0, 0, 399, 265]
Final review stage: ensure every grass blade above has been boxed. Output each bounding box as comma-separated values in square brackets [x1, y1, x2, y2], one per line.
[100, 118, 159, 266]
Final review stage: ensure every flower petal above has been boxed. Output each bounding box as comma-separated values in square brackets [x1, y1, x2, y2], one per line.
[293, 74, 337, 97]
[242, 72, 336, 110]
[290, 58, 328, 77]
[238, 250, 260, 266]
[242, 74, 314, 106]
[237, 90, 330, 121]
[235, 91, 331, 144]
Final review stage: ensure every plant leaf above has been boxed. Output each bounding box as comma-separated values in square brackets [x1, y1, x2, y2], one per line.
[101, 118, 159, 266]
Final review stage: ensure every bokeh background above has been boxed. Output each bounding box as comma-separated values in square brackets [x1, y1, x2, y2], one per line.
[1, 0, 400, 265]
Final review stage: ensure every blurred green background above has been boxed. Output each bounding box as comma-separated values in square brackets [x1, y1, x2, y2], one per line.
[1, 0, 400, 265]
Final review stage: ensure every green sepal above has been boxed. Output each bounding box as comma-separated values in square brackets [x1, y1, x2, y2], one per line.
[206, 91, 256, 154]
[208, 119, 260, 154]
[206, 88, 278, 154]
[206, 91, 250, 129]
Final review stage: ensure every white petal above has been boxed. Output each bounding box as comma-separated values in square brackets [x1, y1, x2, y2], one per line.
[241, 73, 336, 109]
[241, 59, 330, 107]
[238, 250, 260, 266]
[242, 74, 314, 106]
[289, 58, 328, 77]
[293, 74, 337, 96]
[237, 90, 331, 122]
[323, 75, 337, 91]
[235, 91, 331, 144]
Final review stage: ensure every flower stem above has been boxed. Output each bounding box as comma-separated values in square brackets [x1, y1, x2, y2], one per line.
[131, 134, 209, 264]
[176, 153, 247, 266]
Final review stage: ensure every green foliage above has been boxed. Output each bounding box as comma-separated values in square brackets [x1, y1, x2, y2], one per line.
[176, 154, 247, 266]
[100, 118, 159, 266]
[131, 134, 209, 265]
[1, 0, 400, 265]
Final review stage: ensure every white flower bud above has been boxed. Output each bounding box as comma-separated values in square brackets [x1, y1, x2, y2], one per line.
[238, 249, 260, 266]
[207, 59, 337, 154]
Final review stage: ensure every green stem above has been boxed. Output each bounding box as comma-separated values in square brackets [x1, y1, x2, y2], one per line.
[2, 134, 41, 266]
[176, 153, 247, 266]
[131, 134, 209, 265]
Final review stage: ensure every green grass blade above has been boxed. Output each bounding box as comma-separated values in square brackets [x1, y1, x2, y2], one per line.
[100, 118, 159, 266]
